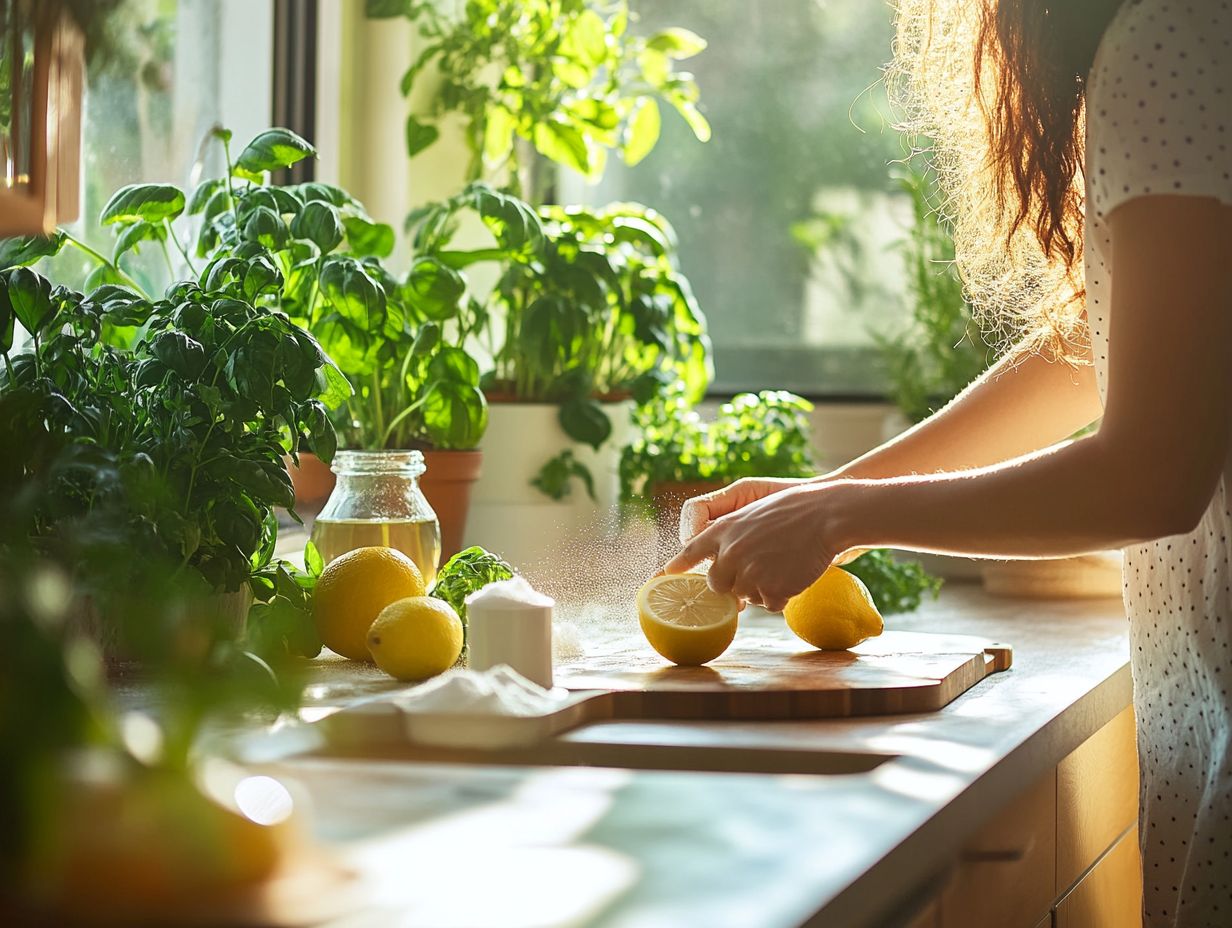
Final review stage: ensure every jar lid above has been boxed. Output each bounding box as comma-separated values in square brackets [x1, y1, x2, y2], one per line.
[330, 450, 426, 477]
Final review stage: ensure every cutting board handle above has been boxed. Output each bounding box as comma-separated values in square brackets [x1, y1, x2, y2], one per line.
[983, 645, 1014, 674]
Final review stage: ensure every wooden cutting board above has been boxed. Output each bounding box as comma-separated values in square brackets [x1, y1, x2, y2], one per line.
[554, 624, 1012, 721]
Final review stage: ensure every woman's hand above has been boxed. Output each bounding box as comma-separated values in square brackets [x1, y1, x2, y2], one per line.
[678, 477, 812, 543]
[665, 482, 853, 612]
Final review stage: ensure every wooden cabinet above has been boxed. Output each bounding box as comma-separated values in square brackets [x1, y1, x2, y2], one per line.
[1055, 828, 1141, 928]
[930, 708, 1141, 928]
[1056, 707, 1139, 895]
[939, 770, 1057, 928]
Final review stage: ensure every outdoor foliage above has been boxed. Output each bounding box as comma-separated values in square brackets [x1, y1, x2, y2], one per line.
[369, 0, 709, 200]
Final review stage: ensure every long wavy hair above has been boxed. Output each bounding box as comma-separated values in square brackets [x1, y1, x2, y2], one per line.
[890, 0, 1127, 357]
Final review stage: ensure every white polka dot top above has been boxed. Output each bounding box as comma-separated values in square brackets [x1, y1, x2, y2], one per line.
[1085, 2, 1232, 926]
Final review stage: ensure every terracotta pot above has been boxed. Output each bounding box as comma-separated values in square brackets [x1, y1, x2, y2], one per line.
[649, 479, 729, 537]
[421, 449, 484, 561]
[286, 452, 336, 512]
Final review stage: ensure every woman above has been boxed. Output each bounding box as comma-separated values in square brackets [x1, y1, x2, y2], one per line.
[667, 1, 1231, 924]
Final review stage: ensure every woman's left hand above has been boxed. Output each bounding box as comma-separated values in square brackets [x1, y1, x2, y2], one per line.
[662, 481, 852, 612]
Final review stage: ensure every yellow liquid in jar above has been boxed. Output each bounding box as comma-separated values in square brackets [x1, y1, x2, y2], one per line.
[310, 518, 442, 587]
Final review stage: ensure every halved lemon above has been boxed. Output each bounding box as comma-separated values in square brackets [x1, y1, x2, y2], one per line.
[638, 574, 740, 666]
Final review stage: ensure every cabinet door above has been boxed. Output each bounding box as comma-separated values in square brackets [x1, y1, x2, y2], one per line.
[1055, 828, 1141, 928]
[1056, 707, 1139, 895]
[940, 769, 1056, 928]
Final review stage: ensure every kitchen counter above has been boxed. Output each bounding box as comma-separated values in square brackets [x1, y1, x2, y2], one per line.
[243, 582, 1132, 928]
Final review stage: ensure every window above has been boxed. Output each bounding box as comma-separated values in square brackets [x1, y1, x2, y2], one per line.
[40, 0, 274, 291]
[580, 0, 913, 397]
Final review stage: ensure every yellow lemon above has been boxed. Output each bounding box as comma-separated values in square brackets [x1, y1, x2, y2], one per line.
[367, 596, 463, 681]
[784, 566, 884, 651]
[313, 546, 426, 660]
[638, 574, 740, 666]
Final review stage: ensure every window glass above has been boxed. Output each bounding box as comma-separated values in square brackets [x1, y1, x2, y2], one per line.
[40, 0, 273, 291]
[580, 0, 912, 396]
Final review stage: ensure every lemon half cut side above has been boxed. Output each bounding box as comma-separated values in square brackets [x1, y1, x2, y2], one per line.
[638, 574, 740, 666]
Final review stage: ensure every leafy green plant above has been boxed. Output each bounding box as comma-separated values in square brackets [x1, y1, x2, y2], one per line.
[414, 190, 712, 471]
[620, 387, 816, 502]
[369, 0, 710, 201]
[430, 545, 515, 625]
[878, 164, 991, 423]
[844, 549, 943, 615]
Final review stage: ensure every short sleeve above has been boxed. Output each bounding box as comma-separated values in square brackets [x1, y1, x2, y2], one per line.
[1085, 0, 1232, 220]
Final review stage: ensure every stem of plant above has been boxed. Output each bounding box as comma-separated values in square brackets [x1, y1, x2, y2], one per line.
[165, 219, 199, 276]
[62, 232, 151, 298]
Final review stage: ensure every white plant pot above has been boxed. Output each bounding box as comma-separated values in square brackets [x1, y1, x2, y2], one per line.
[465, 400, 634, 570]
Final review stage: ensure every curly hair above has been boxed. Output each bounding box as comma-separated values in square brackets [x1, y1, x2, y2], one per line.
[890, 0, 1127, 358]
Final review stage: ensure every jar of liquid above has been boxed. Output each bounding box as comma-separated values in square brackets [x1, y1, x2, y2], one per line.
[310, 450, 442, 586]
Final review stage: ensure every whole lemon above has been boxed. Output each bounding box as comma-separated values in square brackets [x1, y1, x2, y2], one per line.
[784, 566, 884, 651]
[313, 546, 426, 660]
[366, 596, 464, 681]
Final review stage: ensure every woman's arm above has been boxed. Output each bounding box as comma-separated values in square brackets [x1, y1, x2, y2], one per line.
[832, 338, 1101, 479]
[678, 330, 1102, 540]
[667, 195, 1232, 610]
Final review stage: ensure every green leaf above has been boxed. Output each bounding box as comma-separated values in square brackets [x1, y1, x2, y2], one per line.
[304, 540, 325, 578]
[533, 119, 590, 176]
[101, 184, 187, 225]
[187, 178, 226, 216]
[483, 106, 516, 164]
[406, 257, 466, 320]
[365, 0, 412, 17]
[570, 9, 608, 66]
[319, 256, 387, 332]
[405, 115, 440, 157]
[342, 215, 395, 258]
[624, 98, 661, 166]
[559, 397, 612, 450]
[646, 27, 707, 59]
[428, 346, 480, 386]
[670, 97, 712, 143]
[421, 380, 487, 450]
[148, 330, 207, 379]
[531, 449, 596, 501]
[242, 206, 291, 250]
[429, 546, 514, 624]
[234, 128, 316, 178]
[291, 200, 344, 253]
[0, 281, 13, 353]
[0, 267, 55, 335]
[113, 219, 167, 262]
[0, 232, 67, 270]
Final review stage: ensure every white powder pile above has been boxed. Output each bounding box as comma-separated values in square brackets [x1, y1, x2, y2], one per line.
[393, 665, 567, 717]
[465, 575, 555, 610]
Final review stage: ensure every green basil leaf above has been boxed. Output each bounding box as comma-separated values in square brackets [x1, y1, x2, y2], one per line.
[427, 346, 480, 386]
[187, 178, 225, 216]
[113, 219, 167, 262]
[242, 206, 290, 250]
[0, 267, 55, 335]
[0, 232, 67, 270]
[421, 380, 487, 450]
[148, 330, 207, 379]
[0, 280, 14, 353]
[234, 128, 316, 178]
[342, 215, 395, 258]
[291, 200, 344, 253]
[101, 183, 186, 225]
[532, 119, 590, 176]
[559, 396, 612, 450]
[405, 257, 465, 320]
[318, 256, 387, 331]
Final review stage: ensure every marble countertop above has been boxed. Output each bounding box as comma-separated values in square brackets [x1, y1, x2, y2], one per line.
[241, 581, 1131, 928]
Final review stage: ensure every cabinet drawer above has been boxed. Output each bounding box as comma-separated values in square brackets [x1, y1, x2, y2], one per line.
[1055, 828, 1141, 928]
[940, 769, 1056, 928]
[1056, 707, 1139, 894]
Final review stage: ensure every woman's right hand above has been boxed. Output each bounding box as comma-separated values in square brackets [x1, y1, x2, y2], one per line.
[678, 477, 811, 543]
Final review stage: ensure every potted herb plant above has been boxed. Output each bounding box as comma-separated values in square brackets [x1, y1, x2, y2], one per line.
[176, 127, 505, 558]
[411, 187, 712, 565]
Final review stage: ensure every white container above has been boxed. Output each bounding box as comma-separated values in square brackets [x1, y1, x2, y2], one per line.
[465, 578, 556, 688]
[465, 400, 633, 569]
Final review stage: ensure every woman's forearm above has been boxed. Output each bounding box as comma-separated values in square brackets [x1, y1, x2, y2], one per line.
[830, 337, 1101, 481]
[832, 433, 1211, 560]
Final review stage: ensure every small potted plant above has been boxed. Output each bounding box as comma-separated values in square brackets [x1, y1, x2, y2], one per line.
[173, 127, 495, 558]
[411, 188, 712, 564]
[620, 387, 816, 528]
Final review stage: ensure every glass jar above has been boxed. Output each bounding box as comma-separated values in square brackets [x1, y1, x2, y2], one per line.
[310, 450, 442, 586]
